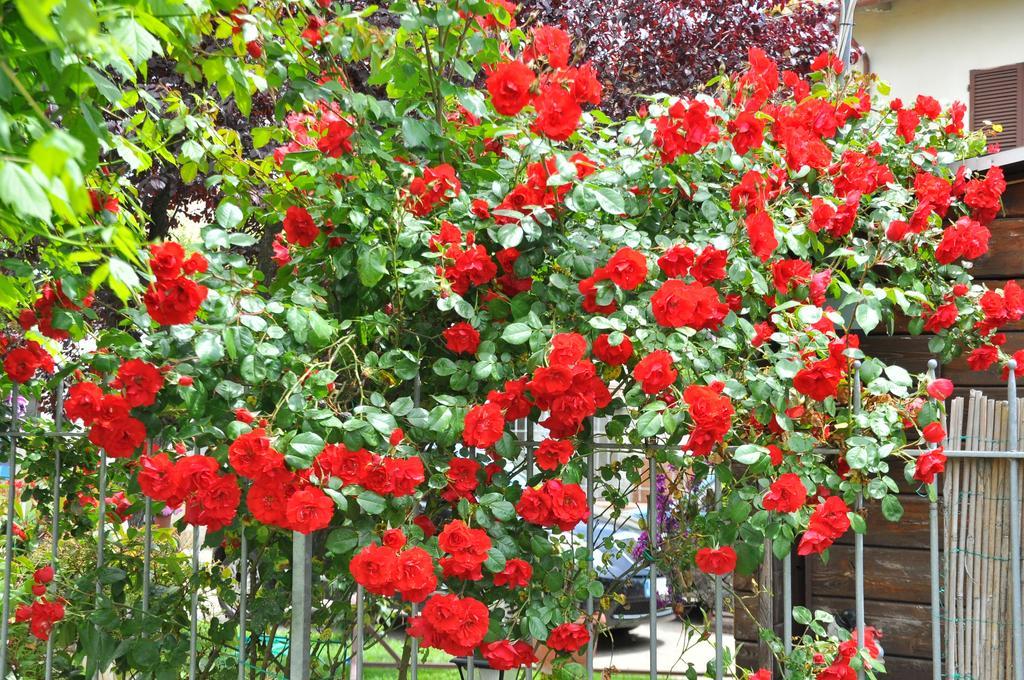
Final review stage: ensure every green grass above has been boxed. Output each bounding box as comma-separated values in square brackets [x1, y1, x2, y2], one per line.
[359, 640, 651, 679]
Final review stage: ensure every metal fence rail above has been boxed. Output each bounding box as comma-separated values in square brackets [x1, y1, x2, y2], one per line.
[2, 360, 1024, 679]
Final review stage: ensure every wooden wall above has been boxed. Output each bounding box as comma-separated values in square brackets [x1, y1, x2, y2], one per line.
[734, 166, 1024, 676]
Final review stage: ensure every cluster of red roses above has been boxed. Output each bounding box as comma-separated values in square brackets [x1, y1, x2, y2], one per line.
[516, 479, 589, 531]
[65, 359, 164, 457]
[1, 339, 54, 384]
[143, 242, 209, 326]
[793, 337, 859, 403]
[437, 519, 491, 581]
[762, 473, 809, 514]
[485, 24, 601, 141]
[314, 441, 425, 497]
[523, 333, 611, 439]
[682, 382, 735, 457]
[15, 566, 64, 641]
[17, 281, 94, 341]
[428, 220, 500, 297]
[407, 163, 462, 217]
[407, 593, 491, 656]
[274, 99, 355, 164]
[137, 452, 240, 532]
[796, 496, 851, 556]
[349, 534, 437, 602]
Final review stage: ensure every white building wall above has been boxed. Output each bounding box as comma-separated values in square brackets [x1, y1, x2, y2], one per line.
[855, 0, 1024, 107]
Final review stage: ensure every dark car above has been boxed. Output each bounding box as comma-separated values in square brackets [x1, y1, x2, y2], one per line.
[574, 515, 676, 630]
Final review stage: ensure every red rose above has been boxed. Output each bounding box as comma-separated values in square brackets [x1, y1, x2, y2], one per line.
[413, 514, 437, 539]
[141, 452, 187, 506]
[516, 486, 553, 526]
[650, 280, 727, 330]
[592, 333, 633, 366]
[486, 60, 536, 116]
[3, 348, 40, 383]
[728, 109, 765, 155]
[350, 544, 398, 596]
[657, 245, 695, 278]
[409, 594, 490, 656]
[149, 242, 185, 281]
[314, 443, 369, 485]
[546, 622, 590, 653]
[545, 479, 590, 531]
[89, 416, 147, 457]
[184, 472, 240, 532]
[247, 478, 292, 527]
[387, 457, 425, 497]
[927, 379, 954, 401]
[914, 447, 947, 484]
[116, 358, 164, 408]
[809, 496, 851, 539]
[183, 252, 208, 275]
[606, 247, 648, 290]
[286, 485, 333, 532]
[283, 206, 319, 246]
[481, 640, 522, 671]
[763, 473, 808, 513]
[794, 359, 843, 402]
[463, 403, 505, 448]
[531, 82, 582, 141]
[442, 457, 480, 503]
[34, 566, 54, 585]
[438, 519, 491, 581]
[229, 429, 285, 480]
[393, 547, 437, 602]
[684, 383, 733, 437]
[143, 276, 208, 326]
[494, 558, 532, 588]
[967, 345, 999, 372]
[64, 382, 104, 425]
[534, 438, 574, 471]
[745, 210, 777, 262]
[922, 421, 945, 443]
[548, 332, 587, 367]
[695, 546, 737, 575]
[528, 25, 571, 68]
[633, 350, 677, 395]
[443, 322, 481, 355]
[817, 662, 856, 680]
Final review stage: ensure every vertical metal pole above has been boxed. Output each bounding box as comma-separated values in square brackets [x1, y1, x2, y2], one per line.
[190, 530, 200, 680]
[926, 359, 942, 680]
[783, 552, 793, 656]
[0, 384, 20, 679]
[467, 655, 475, 680]
[714, 475, 724, 680]
[648, 451, 657, 680]
[45, 383, 63, 680]
[1007, 360, 1024, 680]
[411, 374, 421, 680]
[853, 362, 866, 680]
[526, 419, 535, 680]
[837, 0, 857, 68]
[95, 450, 108, 680]
[238, 528, 248, 680]
[143, 496, 152, 612]
[96, 453, 108, 600]
[290, 531, 312, 680]
[353, 586, 364, 679]
[586, 421, 595, 679]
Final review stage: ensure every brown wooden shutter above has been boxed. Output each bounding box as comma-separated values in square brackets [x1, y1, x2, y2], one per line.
[970, 63, 1024, 150]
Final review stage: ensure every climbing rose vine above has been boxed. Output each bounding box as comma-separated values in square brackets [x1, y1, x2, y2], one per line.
[0, 0, 1010, 677]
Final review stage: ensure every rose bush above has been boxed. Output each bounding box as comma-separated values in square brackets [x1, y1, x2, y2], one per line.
[0, 0, 1012, 677]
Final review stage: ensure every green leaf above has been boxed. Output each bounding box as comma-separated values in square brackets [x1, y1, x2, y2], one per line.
[15, 0, 60, 42]
[287, 432, 325, 467]
[501, 323, 532, 345]
[195, 333, 224, 364]
[110, 19, 163, 66]
[216, 201, 244, 228]
[356, 490, 387, 515]
[855, 301, 881, 335]
[357, 245, 388, 287]
[0, 162, 51, 222]
[792, 606, 812, 625]
[636, 410, 663, 438]
[732, 445, 764, 465]
[325, 528, 359, 555]
[490, 500, 516, 522]
[590, 186, 625, 215]
[881, 495, 904, 522]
